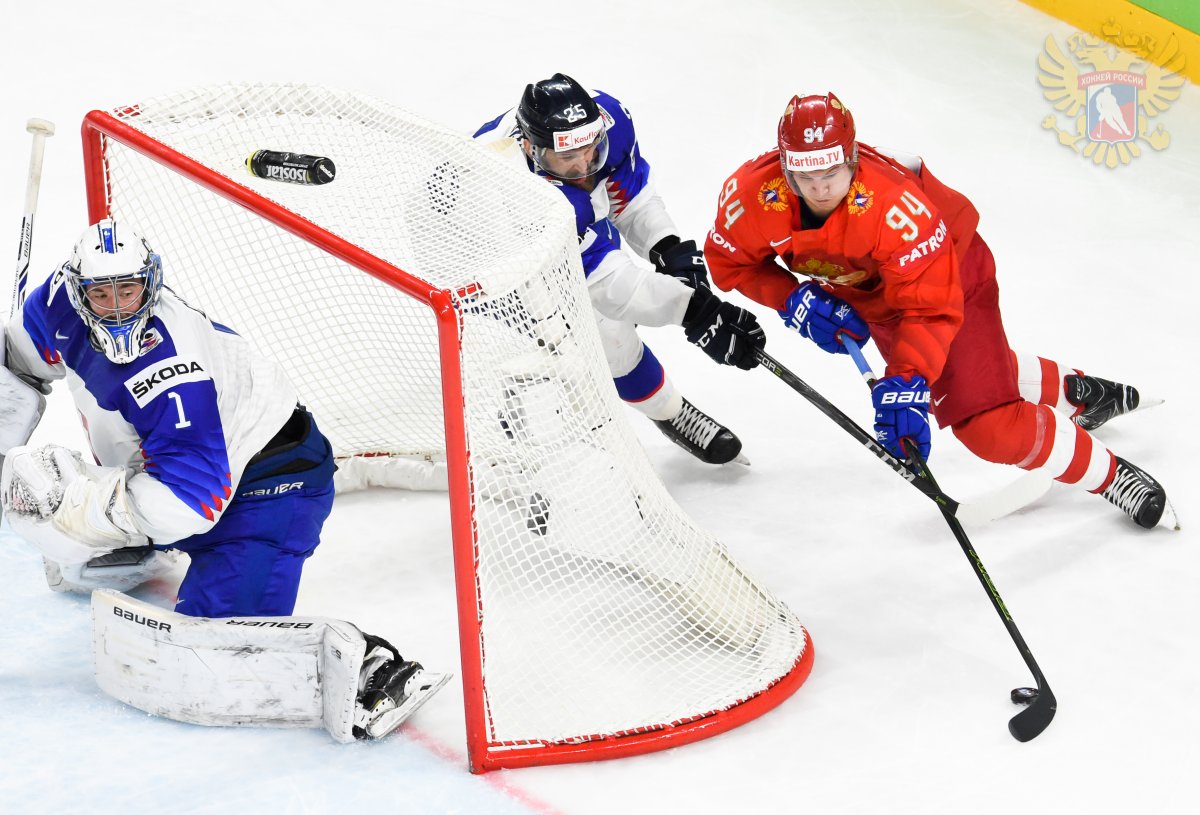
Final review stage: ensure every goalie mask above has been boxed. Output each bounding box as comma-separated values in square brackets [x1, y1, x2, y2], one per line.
[515, 73, 610, 181]
[64, 219, 163, 365]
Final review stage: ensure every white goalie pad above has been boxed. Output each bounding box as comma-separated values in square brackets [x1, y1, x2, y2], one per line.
[92, 590, 367, 743]
[0, 365, 45, 455]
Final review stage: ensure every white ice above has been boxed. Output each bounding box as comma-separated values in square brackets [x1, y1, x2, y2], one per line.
[1, 1, 1198, 813]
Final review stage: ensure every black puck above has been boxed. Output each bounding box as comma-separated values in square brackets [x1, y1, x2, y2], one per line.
[1010, 686, 1039, 705]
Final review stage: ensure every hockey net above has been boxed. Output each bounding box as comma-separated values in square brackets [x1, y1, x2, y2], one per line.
[81, 83, 811, 772]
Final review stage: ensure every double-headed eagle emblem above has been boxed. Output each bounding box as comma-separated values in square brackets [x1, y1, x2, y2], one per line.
[1038, 27, 1184, 168]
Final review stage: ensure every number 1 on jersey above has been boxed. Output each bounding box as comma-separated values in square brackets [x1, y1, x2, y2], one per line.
[168, 391, 191, 429]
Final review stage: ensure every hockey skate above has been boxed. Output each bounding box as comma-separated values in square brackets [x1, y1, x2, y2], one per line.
[353, 635, 451, 740]
[1066, 374, 1159, 431]
[44, 546, 182, 594]
[654, 398, 748, 465]
[1101, 457, 1174, 529]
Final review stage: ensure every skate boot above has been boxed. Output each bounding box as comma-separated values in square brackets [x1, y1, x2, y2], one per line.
[653, 398, 746, 465]
[353, 634, 450, 740]
[1101, 457, 1166, 529]
[1065, 374, 1141, 431]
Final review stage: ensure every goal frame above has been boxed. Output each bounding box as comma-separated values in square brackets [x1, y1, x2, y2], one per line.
[81, 109, 813, 772]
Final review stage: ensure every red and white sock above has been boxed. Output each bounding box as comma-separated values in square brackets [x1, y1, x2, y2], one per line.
[953, 400, 1115, 492]
[1011, 351, 1084, 417]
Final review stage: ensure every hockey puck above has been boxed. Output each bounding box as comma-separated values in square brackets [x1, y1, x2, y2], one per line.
[1010, 687, 1039, 705]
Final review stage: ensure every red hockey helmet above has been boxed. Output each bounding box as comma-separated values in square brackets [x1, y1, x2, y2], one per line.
[777, 92, 858, 177]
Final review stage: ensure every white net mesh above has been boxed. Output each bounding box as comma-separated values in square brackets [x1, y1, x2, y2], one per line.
[91, 83, 808, 754]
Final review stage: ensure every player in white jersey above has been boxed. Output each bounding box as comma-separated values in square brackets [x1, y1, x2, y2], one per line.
[475, 73, 766, 464]
[0, 219, 447, 740]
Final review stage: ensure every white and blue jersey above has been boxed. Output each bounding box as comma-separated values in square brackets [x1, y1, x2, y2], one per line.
[474, 90, 690, 329]
[8, 269, 298, 546]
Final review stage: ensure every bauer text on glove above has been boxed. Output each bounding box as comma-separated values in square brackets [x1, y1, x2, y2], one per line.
[871, 374, 931, 460]
[779, 282, 869, 355]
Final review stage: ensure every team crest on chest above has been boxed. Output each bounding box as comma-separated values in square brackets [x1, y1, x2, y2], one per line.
[795, 257, 868, 287]
[847, 180, 874, 215]
[757, 177, 790, 212]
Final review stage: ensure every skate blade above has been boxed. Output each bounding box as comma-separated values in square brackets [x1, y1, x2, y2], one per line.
[364, 670, 453, 740]
[728, 451, 751, 466]
[1159, 496, 1181, 531]
[1136, 394, 1165, 413]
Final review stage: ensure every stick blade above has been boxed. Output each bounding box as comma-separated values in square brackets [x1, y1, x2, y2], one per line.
[1008, 684, 1057, 742]
[955, 471, 1054, 527]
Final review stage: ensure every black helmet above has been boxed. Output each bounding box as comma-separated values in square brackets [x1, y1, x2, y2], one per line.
[514, 73, 609, 180]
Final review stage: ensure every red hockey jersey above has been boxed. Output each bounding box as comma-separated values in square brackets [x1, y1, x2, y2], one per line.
[705, 144, 982, 384]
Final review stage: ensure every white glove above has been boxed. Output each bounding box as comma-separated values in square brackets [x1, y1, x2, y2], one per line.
[2, 444, 80, 517]
[2, 444, 145, 564]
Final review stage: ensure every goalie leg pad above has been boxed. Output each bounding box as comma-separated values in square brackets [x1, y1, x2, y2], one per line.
[92, 589, 367, 743]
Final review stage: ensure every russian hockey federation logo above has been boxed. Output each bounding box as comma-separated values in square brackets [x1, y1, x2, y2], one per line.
[757, 177, 790, 212]
[847, 180, 874, 215]
[1038, 25, 1183, 169]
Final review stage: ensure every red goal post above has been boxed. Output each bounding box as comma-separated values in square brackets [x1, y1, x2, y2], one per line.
[80, 83, 812, 772]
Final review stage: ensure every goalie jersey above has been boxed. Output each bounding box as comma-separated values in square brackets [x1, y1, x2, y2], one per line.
[6, 269, 298, 545]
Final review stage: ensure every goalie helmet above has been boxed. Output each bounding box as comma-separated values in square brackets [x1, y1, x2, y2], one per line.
[63, 219, 163, 365]
[777, 92, 858, 182]
[514, 73, 609, 180]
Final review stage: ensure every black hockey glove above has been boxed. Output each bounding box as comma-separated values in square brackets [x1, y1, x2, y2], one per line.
[650, 237, 710, 290]
[681, 286, 765, 371]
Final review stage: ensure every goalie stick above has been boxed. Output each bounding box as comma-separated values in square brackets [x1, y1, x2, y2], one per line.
[11, 119, 55, 317]
[756, 345, 1056, 742]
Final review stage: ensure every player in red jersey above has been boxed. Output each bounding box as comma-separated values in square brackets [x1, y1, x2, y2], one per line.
[704, 92, 1169, 529]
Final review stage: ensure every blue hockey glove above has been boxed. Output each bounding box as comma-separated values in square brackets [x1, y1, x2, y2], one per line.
[871, 374, 932, 461]
[779, 282, 869, 355]
[650, 237, 710, 290]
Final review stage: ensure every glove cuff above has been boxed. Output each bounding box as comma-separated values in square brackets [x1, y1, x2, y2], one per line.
[682, 284, 718, 328]
[648, 235, 683, 267]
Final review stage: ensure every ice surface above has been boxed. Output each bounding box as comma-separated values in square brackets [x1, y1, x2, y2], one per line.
[1, 1, 1197, 813]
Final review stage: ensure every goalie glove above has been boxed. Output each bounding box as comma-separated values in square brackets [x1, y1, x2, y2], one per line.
[2, 444, 146, 564]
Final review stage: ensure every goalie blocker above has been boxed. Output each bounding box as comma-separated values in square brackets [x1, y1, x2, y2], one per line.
[92, 589, 450, 742]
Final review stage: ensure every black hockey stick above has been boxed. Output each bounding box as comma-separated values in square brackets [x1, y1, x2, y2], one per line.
[755, 345, 1056, 742]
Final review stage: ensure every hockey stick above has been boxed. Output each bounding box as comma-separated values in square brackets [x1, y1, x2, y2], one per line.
[755, 347, 1055, 740]
[11, 118, 55, 318]
[838, 340, 1056, 742]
